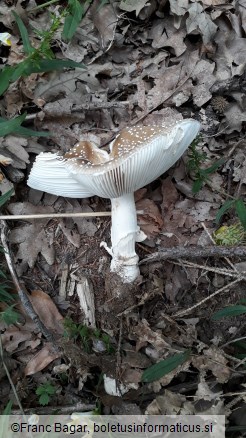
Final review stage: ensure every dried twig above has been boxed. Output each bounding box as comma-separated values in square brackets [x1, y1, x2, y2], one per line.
[11, 402, 95, 416]
[0, 220, 60, 351]
[170, 259, 244, 279]
[201, 222, 237, 272]
[173, 278, 242, 318]
[1, 212, 111, 220]
[73, 101, 131, 112]
[140, 246, 246, 265]
[1, 210, 143, 221]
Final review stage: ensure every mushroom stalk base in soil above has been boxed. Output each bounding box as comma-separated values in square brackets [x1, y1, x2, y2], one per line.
[101, 193, 146, 283]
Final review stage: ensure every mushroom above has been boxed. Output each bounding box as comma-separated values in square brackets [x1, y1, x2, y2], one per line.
[28, 119, 200, 283]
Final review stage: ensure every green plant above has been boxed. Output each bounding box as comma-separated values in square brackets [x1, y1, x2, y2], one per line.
[36, 382, 57, 406]
[0, 11, 86, 138]
[187, 138, 246, 231]
[0, 12, 85, 98]
[213, 223, 246, 246]
[212, 304, 246, 320]
[141, 350, 190, 383]
[216, 199, 246, 231]
[0, 116, 50, 138]
[63, 318, 114, 354]
[62, 0, 91, 41]
[212, 305, 246, 365]
[187, 136, 225, 194]
[2, 400, 12, 414]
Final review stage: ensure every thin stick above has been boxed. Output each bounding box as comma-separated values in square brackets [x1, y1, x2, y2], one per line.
[1, 212, 111, 220]
[140, 245, 246, 265]
[1, 210, 144, 221]
[173, 278, 242, 318]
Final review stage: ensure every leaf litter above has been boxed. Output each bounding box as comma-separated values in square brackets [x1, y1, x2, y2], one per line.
[0, 0, 245, 426]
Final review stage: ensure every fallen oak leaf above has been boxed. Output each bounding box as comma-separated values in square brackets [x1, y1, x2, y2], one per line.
[29, 290, 64, 335]
[24, 342, 61, 376]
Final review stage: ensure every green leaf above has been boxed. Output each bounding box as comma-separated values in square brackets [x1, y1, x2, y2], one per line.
[62, 0, 83, 41]
[0, 118, 50, 137]
[215, 199, 236, 224]
[36, 382, 56, 396]
[38, 393, 50, 406]
[192, 178, 204, 194]
[0, 67, 13, 96]
[233, 341, 246, 351]
[12, 12, 34, 55]
[141, 350, 190, 383]
[202, 158, 225, 175]
[15, 126, 51, 137]
[0, 189, 14, 207]
[3, 400, 12, 415]
[212, 305, 246, 320]
[0, 286, 16, 304]
[10, 60, 34, 81]
[235, 199, 246, 230]
[0, 114, 26, 137]
[23, 58, 86, 75]
[0, 305, 20, 325]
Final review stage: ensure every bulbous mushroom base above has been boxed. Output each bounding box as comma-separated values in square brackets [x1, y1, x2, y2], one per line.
[110, 254, 140, 284]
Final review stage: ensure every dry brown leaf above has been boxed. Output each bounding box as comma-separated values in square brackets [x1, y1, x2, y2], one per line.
[24, 343, 61, 376]
[29, 290, 64, 334]
[169, 0, 189, 16]
[59, 221, 81, 248]
[136, 198, 163, 238]
[224, 103, 246, 132]
[1, 327, 32, 353]
[0, 155, 13, 166]
[186, 3, 218, 44]
[151, 21, 187, 57]
[146, 390, 195, 415]
[119, 0, 150, 16]
[90, 1, 117, 49]
[72, 205, 98, 237]
[131, 319, 170, 353]
[191, 60, 216, 106]
[192, 347, 231, 383]
[8, 202, 55, 272]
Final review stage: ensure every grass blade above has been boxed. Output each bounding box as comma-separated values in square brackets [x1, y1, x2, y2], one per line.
[0, 117, 50, 137]
[0, 67, 12, 96]
[202, 157, 225, 175]
[212, 305, 246, 320]
[23, 58, 86, 75]
[0, 114, 26, 137]
[0, 189, 14, 207]
[235, 199, 246, 230]
[12, 12, 34, 55]
[215, 199, 235, 224]
[141, 350, 190, 383]
[62, 0, 83, 41]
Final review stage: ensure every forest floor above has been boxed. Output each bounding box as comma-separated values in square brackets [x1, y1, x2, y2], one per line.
[0, 0, 246, 435]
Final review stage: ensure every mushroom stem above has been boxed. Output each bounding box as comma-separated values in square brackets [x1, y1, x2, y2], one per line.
[109, 193, 142, 283]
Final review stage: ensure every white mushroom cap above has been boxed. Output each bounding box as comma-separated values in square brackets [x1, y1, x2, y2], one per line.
[27, 152, 94, 198]
[64, 119, 200, 198]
